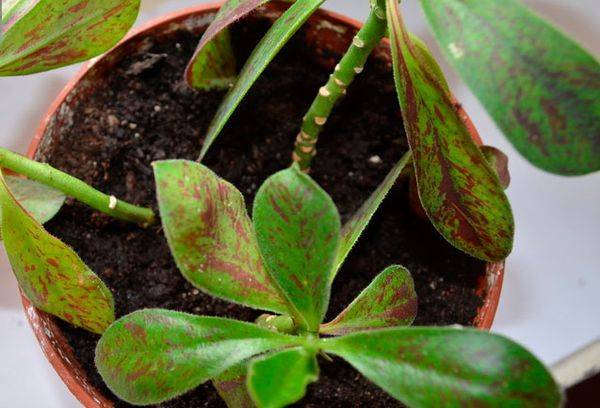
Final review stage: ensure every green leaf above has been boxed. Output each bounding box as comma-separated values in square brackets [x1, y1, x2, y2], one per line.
[253, 165, 340, 332]
[153, 160, 289, 314]
[213, 361, 256, 408]
[335, 152, 411, 276]
[420, 0, 600, 176]
[320, 265, 417, 336]
[186, 28, 237, 91]
[0, 0, 140, 75]
[198, 0, 324, 160]
[481, 145, 511, 189]
[0, 170, 113, 333]
[185, 0, 273, 89]
[0, 175, 65, 238]
[323, 327, 561, 407]
[387, 0, 514, 262]
[247, 348, 318, 408]
[95, 309, 302, 406]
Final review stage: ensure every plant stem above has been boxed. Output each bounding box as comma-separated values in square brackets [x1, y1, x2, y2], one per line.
[0, 148, 156, 226]
[292, 4, 388, 171]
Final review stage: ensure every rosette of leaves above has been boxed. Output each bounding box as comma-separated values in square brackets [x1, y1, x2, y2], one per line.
[95, 160, 560, 407]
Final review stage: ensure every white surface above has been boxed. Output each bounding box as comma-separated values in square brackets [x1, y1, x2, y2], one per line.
[0, 0, 598, 406]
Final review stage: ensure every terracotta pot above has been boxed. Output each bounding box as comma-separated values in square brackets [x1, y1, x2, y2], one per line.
[21, 3, 505, 407]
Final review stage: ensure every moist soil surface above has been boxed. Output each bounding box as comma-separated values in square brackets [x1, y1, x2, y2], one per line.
[41, 17, 485, 408]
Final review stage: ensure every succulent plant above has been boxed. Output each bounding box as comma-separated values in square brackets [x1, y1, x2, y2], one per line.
[93, 161, 560, 407]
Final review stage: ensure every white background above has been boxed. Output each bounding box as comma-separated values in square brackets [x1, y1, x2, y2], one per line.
[0, 0, 598, 406]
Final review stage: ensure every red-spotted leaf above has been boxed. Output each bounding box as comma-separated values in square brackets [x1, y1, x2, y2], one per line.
[322, 327, 561, 407]
[213, 361, 256, 408]
[0, 175, 65, 238]
[185, 28, 237, 91]
[421, 0, 600, 176]
[95, 309, 301, 406]
[247, 348, 319, 408]
[335, 152, 411, 277]
[409, 33, 449, 95]
[387, 0, 514, 262]
[153, 160, 289, 314]
[0, 0, 140, 75]
[0, 171, 113, 334]
[185, 0, 272, 89]
[481, 145, 511, 189]
[320, 265, 417, 336]
[198, 0, 324, 160]
[253, 165, 340, 332]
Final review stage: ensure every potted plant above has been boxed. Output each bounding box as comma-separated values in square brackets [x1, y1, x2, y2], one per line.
[1, 0, 597, 406]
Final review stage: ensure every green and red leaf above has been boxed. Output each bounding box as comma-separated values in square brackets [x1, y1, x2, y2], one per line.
[320, 265, 417, 336]
[387, 0, 514, 262]
[481, 145, 511, 189]
[247, 347, 319, 408]
[153, 160, 289, 314]
[0, 171, 113, 333]
[335, 152, 411, 276]
[95, 309, 301, 406]
[198, 0, 324, 160]
[185, 0, 271, 89]
[421, 0, 600, 175]
[0, 175, 65, 238]
[253, 165, 340, 332]
[323, 327, 561, 407]
[0, 0, 140, 75]
[213, 361, 256, 408]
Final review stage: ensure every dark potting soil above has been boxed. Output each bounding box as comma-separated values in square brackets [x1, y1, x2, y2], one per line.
[41, 17, 485, 408]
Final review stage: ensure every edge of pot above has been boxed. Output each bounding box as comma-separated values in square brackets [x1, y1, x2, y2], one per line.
[20, 3, 504, 407]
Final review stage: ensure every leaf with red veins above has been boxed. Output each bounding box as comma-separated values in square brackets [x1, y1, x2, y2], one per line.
[253, 165, 340, 332]
[0, 175, 65, 239]
[153, 160, 289, 314]
[0, 170, 113, 334]
[321, 265, 417, 336]
[95, 309, 300, 406]
[0, 0, 140, 75]
[387, 0, 514, 262]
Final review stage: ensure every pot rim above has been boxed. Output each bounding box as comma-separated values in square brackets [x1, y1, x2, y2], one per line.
[20, 3, 504, 407]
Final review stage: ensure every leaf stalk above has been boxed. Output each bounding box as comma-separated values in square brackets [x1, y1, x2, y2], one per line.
[0, 148, 156, 226]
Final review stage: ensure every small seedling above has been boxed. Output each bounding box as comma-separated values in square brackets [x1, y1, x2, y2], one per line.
[94, 161, 560, 407]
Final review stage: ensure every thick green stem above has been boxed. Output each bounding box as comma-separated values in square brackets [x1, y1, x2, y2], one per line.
[293, 5, 388, 171]
[0, 148, 156, 226]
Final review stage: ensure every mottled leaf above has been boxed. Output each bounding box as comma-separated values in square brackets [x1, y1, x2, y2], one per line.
[198, 0, 324, 160]
[185, 0, 272, 89]
[0, 0, 140, 75]
[95, 309, 302, 405]
[481, 145, 511, 189]
[153, 160, 289, 314]
[335, 152, 411, 276]
[0, 171, 113, 333]
[323, 327, 561, 407]
[320, 265, 417, 336]
[247, 348, 318, 408]
[186, 28, 237, 91]
[387, 0, 514, 262]
[421, 0, 600, 175]
[213, 361, 256, 408]
[409, 33, 449, 94]
[0, 175, 65, 238]
[253, 165, 340, 332]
